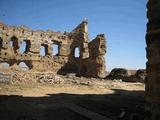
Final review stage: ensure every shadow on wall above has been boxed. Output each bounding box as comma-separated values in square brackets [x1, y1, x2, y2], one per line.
[0, 89, 144, 120]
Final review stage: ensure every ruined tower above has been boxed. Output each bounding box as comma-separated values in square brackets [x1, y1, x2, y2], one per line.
[146, 0, 160, 119]
[0, 20, 106, 78]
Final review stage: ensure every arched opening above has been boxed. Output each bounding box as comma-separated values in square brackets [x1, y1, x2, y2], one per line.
[18, 62, 29, 70]
[40, 46, 45, 56]
[10, 36, 19, 53]
[0, 37, 2, 51]
[52, 44, 59, 56]
[40, 44, 48, 56]
[0, 62, 10, 68]
[19, 40, 31, 54]
[74, 47, 80, 58]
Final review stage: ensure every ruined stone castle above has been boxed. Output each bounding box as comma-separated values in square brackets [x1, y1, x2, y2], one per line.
[0, 20, 106, 78]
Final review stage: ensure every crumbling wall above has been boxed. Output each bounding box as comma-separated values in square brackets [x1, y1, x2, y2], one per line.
[0, 20, 106, 78]
[145, 0, 160, 119]
[0, 23, 69, 72]
[87, 34, 106, 78]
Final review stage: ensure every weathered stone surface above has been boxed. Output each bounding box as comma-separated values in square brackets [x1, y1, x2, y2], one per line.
[146, 0, 160, 120]
[135, 69, 146, 81]
[107, 68, 129, 80]
[0, 72, 12, 83]
[11, 71, 64, 84]
[38, 74, 64, 84]
[0, 20, 107, 78]
[106, 68, 146, 83]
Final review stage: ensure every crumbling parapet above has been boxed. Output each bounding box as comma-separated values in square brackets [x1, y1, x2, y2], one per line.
[0, 20, 107, 78]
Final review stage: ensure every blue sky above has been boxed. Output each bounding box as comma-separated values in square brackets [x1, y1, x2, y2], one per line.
[0, 0, 147, 71]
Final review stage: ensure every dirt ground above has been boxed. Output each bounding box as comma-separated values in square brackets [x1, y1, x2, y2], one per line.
[0, 80, 145, 120]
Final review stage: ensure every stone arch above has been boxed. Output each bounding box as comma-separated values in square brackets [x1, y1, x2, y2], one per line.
[17, 60, 33, 69]
[18, 61, 29, 70]
[69, 40, 82, 59]
[40, 44, 49, 56]
[74, 47, 80, 58]
[0, 62, 10, 68]
[19, 40, 31, 54]
[51, 40, 61, 56]
[10, 36, 19, 53]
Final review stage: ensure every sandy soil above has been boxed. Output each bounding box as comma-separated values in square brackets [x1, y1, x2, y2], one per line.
[0, 81, 145, 120]
[0, 80, 144, 96]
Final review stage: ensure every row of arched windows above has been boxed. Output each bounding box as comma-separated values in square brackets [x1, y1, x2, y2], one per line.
[0, 36, 81, 59]
[40, 44, 59, 56]
[0, 36, 61, 57]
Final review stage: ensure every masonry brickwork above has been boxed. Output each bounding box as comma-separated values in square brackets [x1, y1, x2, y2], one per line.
[0, 20, 106, 78]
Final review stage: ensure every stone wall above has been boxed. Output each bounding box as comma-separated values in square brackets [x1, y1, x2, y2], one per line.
[0, 72, 12, 83]
[106, 68, 146, 83]
[145, 0, 160, 119]
[0, 20, 106, 78]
